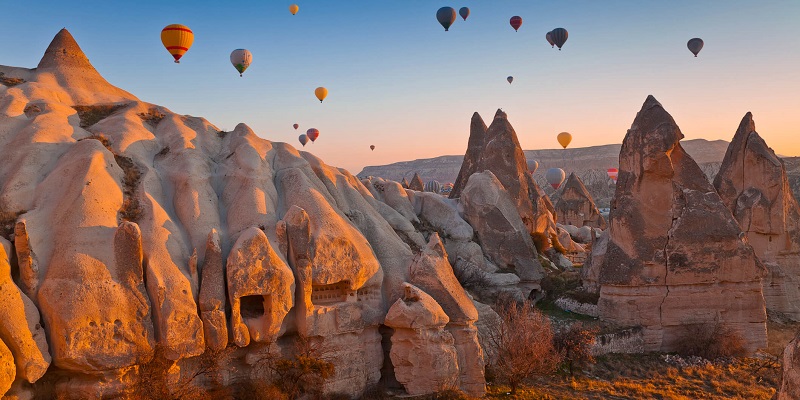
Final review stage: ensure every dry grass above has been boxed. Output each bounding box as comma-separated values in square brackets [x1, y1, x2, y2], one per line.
[115, 154, 143, 222]
[0, 72, 25, 87]
[485, 353, 778, 399]
[138, 108, 166, 127]
[73, 104, 125, 128]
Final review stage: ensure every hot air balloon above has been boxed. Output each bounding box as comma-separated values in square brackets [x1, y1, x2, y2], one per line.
[293, 124, 299, 130]
[289, 4, 299, 15]
[298, 134, 309, 147]
[370, 145, 375, 151]
[424, 180, 442, 194]
[550, 28, 568, 50]
[315, 87, 328, 103]
[526, 159, 539, 174]
[306, 128, 320, 142]
[161, 24, 194, 63]
[510, 16, 522, 32]
[436, 7, 457, 31]
[230, 49, 252, 77]
[507, 76, 514, 84]
[545, 168, 566, 190]
[459, 7, 470, 21]
[557, 132, 572, 149]
[687, 38, 704, 57]
[546, 31, 555, 48]
[607, 168, 619, 183]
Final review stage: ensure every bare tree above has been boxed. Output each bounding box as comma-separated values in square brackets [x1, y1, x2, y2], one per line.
[483, 300, 562, 394]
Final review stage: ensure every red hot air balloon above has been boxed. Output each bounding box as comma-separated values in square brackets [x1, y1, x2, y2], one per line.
[459, 7, 470, 21]
[510, 16, 522, 32]
[306, 128, 320, 142]
[370, 145, 375, 151]
[293, 123, 299, 130]
[546, 31, 555, 48]
[607, 168, 619, 183]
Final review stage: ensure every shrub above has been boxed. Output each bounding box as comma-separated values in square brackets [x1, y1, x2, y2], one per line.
[134, 345, 229, 400]
[483, 300, 562, 394]
[554, 323, 599, 375]
[138, 108, 166, 127]
[73, 104, 125, 128]
[675, 322, 747, 360]
[270, 334, 335, 399]
[84, 133, 113, 152]
[0, 72, 25, 87]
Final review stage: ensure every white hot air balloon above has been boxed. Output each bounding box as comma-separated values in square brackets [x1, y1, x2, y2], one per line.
[230, 49, 253, 77]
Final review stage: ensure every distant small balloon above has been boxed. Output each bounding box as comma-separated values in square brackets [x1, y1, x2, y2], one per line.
[546, 168, 566, 190]
[557, 132, 572, 149]
[607, 168, 619, 183]
[370, 145, 375, 151]
[424, 180, 442, 194]
[546, 31, 555, 48]
[459, 7, 470, 21]
[526, 159, 539, 174]
[229, 49, 252, 77]
[315, 87, 328, 102]
[687, 38, 704, 57]
[306, 128, 320, 142]
[293, 123, 299, 130]
[289, 4, 299, 15]
[507, 76, 514, 84]
[298, 134, 308, 147]
[436, 7, 457, 31]
[550, 28, 568, 50]
[510, 16, 522, 32]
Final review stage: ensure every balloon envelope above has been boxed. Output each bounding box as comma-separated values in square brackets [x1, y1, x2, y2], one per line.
[370, 145, 375, 151]
[459, 7, 470, 21]
[546, 31, 555, 47]
[550, 28, 568, 50]
[161, 24, 194, 63]
[510, 16, 522, 31]
[545, 168, 566, 190]
[315, 87, 328, 102]
[424, 180, 442, 194]
[293, 124, 299, 130]
[507, 76, 513, 84]
[557, 132, 572, 149]
[229, 49, 252, 77]
[526, 159, 539, 174]
[436, 7, 457, 31]
[289, 4, 299, 15]
[687, 38, 704, 57]
[607, 168, 619, 183]
[298, 134, 308, 147]
[306, 128, 320, 142]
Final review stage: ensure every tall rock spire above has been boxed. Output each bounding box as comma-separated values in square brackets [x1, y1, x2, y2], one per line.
[450, 112, 487, 199]
[37, 28, 96, 71]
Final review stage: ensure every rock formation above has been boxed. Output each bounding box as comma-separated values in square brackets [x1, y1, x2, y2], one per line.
[597, 96, 767, 353]
[780, 332, 800, 400]
[0, 29, 488, 398]
[385, 283, 459, 396]
[555, 173, 607, 229]
[450, 110, 556, 237]
[713, 113, 800, 320]
[409, 173, 424, 191]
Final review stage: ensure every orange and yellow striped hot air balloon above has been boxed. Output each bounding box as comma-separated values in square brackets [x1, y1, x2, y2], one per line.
[161, 24, 194, 63]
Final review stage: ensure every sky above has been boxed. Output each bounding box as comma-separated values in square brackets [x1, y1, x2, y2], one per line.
[1, 0, 799, 174]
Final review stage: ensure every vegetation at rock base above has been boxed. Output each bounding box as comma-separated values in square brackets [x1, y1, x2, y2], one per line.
[73, 104, 125, 128]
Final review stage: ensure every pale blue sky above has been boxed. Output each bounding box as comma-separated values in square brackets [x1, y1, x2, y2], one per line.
[2, 1, 799, 174]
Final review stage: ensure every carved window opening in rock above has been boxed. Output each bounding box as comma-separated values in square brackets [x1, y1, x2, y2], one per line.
[357, 287, 377, 302]
[240, 295, 268, 319]
[311, 280, 355, 305]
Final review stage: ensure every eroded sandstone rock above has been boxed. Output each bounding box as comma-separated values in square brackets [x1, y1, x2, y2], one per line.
[199, 229, 228, 351]
[385, 283, 459, 396]
[713, 113, 800, 320]
[598, 96, 767, 352]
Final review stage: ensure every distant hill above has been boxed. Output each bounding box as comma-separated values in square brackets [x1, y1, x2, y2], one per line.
[359, 139, 800, 208]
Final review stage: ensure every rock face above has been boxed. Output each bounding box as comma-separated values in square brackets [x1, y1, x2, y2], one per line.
[713, 113, 800, 320]
[450, 112, 488, 199]
[385, 284, 459, 396]
[780, 332, 800, 400]
[555, 173, 607, 229]
[597, 96, 767, 353]
[460, 172, 544, 284]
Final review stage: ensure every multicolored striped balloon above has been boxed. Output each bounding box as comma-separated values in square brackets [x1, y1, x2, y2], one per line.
[424, 180, 442, 194]
[161, 24, 194, 63]
[306, 128, 320, 142]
